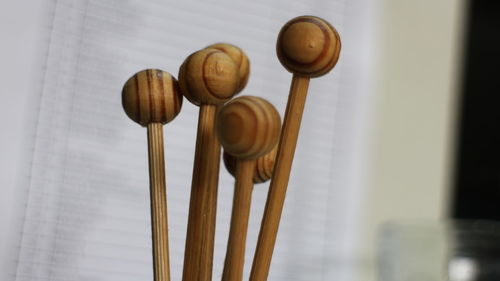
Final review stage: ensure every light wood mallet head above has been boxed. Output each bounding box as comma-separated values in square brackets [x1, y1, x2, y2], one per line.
[122, 69, 182, 126]
[276, 15, 341, 77]
[206, 43, 250, 93]
[217, 96, 281, 160]
[178, 48, 240, 106]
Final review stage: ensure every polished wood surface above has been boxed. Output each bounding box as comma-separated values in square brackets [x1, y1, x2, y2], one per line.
[182, 105, 220, 281]
[120, 19, 339, 281]
[178, 48, 239, 106]
[221, 160, 254, 281]
[147, 123, 171, 281]
[216, 96, 280, 160]
[122, 69, 183, 281]
[249, 76, 310, 281]
[253, 146, 278, 183]
[122, 69, 182, 126]
[217, 96, 281, 281]
[206, 43, 250, 93]
[250, 16, 341, 281]
[223, 145, 277, 184]
[179, 49, 240, 281]
[276, 16, 341, 77]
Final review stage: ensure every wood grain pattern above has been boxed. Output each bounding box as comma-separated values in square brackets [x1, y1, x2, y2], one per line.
[206, 43, 250, 93]
[182, 105, 221, 281]
[147, 123, 171, 281]
[221, 160, 254, 281]
[216, 96, 281, 160]
[223, 145, 277, 184]
[250, 16, 340, 281]
[122, 69, 182, 281]
[178, 49, 239, 106]
[217, 96, 281, 281]
[276, 16, 341, 77]
[122, 69, 183, 126]
[179, 47, 241, 281]
[254, 146, 278, 183]
[249, 75, 310, 281]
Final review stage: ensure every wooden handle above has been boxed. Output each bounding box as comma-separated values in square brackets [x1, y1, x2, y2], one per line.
[182, 105, 221, 281]
[147, 123, 171, 281]
[249, 75, 310, 281]
[221, 160, 255, 281]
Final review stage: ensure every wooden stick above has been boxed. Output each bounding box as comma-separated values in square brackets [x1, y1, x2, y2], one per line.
[178, 48, 241, 281]
[250, 76, 309, 281]
[216, 96, 281, 281]
[250, 16, 341, 281]
[221, 147, 277, 281]
[222, 160, 254, 281]
[122, 69, 183, 281]
[148, 123, 171, 281]
[182, 104, 221, 281]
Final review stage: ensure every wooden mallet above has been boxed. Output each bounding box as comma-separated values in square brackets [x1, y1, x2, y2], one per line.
[216, 96, 281, 281]
[249, 16, 341, 281]
[122, 69, 183, 281]
[178, 47, 245, 281]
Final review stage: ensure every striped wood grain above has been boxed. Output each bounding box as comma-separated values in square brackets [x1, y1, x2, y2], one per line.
[122, 69, 182, 126]
[147, 123, 171, 281]
[182, 105, 221, 281]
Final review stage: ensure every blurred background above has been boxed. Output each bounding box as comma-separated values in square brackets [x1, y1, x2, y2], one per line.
[1, 0, 499, 280]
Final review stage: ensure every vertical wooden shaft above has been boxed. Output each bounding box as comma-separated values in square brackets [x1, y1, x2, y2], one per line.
[182, 105, 221, 281]
[250, 75, 310, 281]
[147, 123, 171, 281]
[222, 160, 255, 281]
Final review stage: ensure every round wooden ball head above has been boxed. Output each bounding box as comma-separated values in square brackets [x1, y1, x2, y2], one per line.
[224, 145, 277, 184]
[206, 43, 250, 93]
[277, 15, 341, 77]
[122, 69, 183, 126]
[178, 48, 240, 106]
[216, 96, 281, 161]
